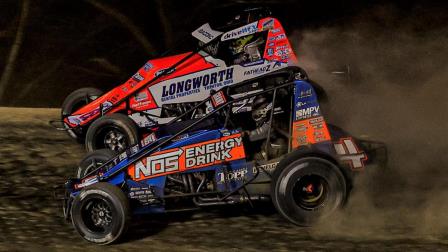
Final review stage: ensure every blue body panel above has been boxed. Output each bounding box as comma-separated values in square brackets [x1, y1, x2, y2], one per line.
[293, 80, 324, 121]
[78, 127, 251, 214]
[68, 80, 370, 216]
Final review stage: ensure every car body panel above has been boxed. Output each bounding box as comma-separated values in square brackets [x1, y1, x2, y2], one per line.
[63, 17, 298, 130]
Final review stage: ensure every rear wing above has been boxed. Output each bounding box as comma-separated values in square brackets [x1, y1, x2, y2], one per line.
[358, 139, 388, 167]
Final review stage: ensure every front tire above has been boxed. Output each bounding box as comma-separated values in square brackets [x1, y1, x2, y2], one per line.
[71, 183, 130, 245]
[85, 113, 139, 152]
[77, 149, 116, 178]
[61, 87, 103, 141]
[271, 156, 347, 226]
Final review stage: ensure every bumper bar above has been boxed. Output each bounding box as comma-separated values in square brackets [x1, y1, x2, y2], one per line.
[358, 139, 388, 167]
[53, 180, 76, 221]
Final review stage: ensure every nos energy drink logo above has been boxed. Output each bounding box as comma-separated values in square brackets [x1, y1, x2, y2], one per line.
[161, 68, 234, 102]
[129, 134, 245, 181]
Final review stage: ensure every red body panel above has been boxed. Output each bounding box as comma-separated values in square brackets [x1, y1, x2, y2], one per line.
[65, 53, 215, 127]
[64, 17, 298, 129]
[258, 18, 298, 64]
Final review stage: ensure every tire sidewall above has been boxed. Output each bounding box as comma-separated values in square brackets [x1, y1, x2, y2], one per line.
[61, 88, 103, 141]
[272, 157, 347, 226]
[85, 114, 139, 152]
[77, 149, 116, 178]
[71, 184, 128, 245]
[61, 87, 103, 117]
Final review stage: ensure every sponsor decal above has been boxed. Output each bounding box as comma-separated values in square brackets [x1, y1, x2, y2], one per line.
[243, 65, 271, 76]
[267, 48, 274, 56]
[133, 149, 183, 180]
[192, 23, 223, 43]
[252, 161, 279, 174]
[261, 18, 275, 30]
[292, 116, 331, 148]
[131, 101, 152, 110]
[131, 90, 156, 110]
[270, 28, 281, 34]
[274, 34, 286, 41]
[75, 176, 99, 189]
[311, 123, 323, 130]
[128, 186, 159, 205]
[334, 138, 367, 170]
[295, 105, 320, 120]
[295, 125, 307, 132]
[276, 45, 288, 50]
[296, 135, 308, 145]
[296, 101, 307, 108]
[114, 144, 140, 164]
[134, 91, 148, 102]
[130, 144, 140, 154]
[220, 129, 231, 137]
[155, 67, 175, 77]
[161, 68, 234, 102]
[141, 133, 157, 147]
[309, 116, 324, 124]
[313, 131, 325, 141]
[118, 151, 128, 161]
[184, 136, 243, 168]
[268, 42, 275, 47]
[205, 101, 214, 114]
[273, 61, 284, 69]
[129, 134, 245, 181]
[103, 144, 141, 170]
[129, 79, 138, 88]
[110, 94, 119, 103]
[172, 133, 190, 142]
[198, 28, 215, 40]
[275, 49, 290, 56]
[217, 168, 248, 184]
[100, 101, 113, 113]
[222, 22, 258, 41]
[132, 72, 145, 82]
[146, 56, 288, 108]
[143, 62, 153, 72]
[242, 59, 265, 67]
[211, 90, 227, 107]
[67, 115, 82, 125]
[299, 88, 313, 98]
[67, 101, 113, 125]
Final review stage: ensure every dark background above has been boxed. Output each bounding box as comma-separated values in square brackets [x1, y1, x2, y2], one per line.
[0, 0, 446, 107]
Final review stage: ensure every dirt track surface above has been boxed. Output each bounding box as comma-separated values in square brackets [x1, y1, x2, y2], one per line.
[0, 107, 447, 252]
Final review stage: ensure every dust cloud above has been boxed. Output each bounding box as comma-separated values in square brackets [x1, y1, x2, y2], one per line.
[292, 5, 448, 241]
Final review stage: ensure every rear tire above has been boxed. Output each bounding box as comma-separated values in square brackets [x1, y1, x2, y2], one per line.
[77, 149, 116, 178]
[71, 182, 130, 245]
[85, 113, 139, 152]
[271, 156, 347, 226]
[61, 87, 103, 141]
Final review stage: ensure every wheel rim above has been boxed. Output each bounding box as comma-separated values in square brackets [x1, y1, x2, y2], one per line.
[101, 128, 128, 152]
[81, 198, 113, 234]
[292, 175, 328, 210]
[80, 159, 105, 177]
